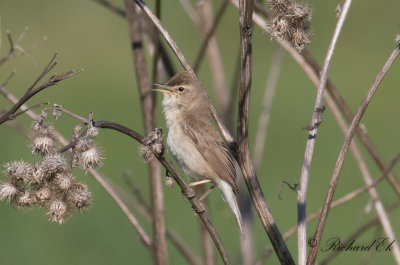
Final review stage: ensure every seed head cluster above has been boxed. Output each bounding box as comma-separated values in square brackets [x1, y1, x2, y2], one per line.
[266, 0, 312, 52]
[0, 113, 101, 224]
[139, 128, 164, 163]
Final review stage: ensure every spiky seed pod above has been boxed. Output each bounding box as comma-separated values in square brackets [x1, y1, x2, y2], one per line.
[87, 127, 99, 138]
[31, 135, 54, 155]
[41, 154, 68, 179]
[80, 147, 103, 169]
[47, 199, 68, 224]
[0, 182, 18, 202]
[266, 0, 312, 52]
[16, 191, 36, 207]
[4, 161, 32, 183]
[75, 138, 95, 153]
[165, 176, 174, 188]
[139, 145, 154, 163]
[67, 182, 92, 211]
[35, 186, 52, 204]
[31, 165, 45, 184]
[54, 172, 74, 191]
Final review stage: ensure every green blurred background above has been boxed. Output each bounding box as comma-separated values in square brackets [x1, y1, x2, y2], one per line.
[1, 0, 399, 264]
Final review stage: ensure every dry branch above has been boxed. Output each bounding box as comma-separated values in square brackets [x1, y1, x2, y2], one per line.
[297, 1, 352, 264]
[237, 0, 294, 264]
[124, 1, 168, 264]
[307, 40, 400, 265]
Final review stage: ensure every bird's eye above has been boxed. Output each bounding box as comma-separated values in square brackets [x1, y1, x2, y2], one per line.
[178, 87, 185, 92]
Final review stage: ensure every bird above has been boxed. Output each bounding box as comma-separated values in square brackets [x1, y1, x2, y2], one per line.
[153, 71, 244, 237]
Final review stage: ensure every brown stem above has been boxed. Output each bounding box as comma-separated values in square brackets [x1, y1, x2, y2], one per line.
[134, 0, 194, 75]
[297, 1, 352, 264]
[307, 41, 400, 265]
[237, 0, 294, 264]
[124, 1, 168, 264]
[253, 46, 283, 172]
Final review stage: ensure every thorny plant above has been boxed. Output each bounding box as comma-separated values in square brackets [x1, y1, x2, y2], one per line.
[0, 107, 103, 224]
[1, 0, 400, 265]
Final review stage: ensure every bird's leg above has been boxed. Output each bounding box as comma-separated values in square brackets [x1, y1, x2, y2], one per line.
[188, 179, 212, 187]
[199, 184, 216, 201]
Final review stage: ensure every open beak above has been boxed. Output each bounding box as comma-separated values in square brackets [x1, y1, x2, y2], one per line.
[152, 83, 172, 94]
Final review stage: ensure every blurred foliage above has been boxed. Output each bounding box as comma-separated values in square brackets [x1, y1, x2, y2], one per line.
[0, 0, 399, 264]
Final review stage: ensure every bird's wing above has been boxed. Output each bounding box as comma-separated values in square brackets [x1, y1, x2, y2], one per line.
[182, 116, 239, 194]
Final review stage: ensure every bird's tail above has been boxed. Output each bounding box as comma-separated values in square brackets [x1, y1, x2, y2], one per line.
[216, 179, 245, 239]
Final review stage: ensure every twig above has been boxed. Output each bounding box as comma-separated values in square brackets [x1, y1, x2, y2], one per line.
[192, 1, 228, 73]
[0, 52, 81, 125]
[134, 0, 194, 75]
[10, 102, 49, 120]
[88, 121, 232, 265]
[307, 40, 400, 265]
[253, 46, 283, 172]
[193, 0, 232, 129]
[236, 0, 295, 264]
[124, 1, 168, 264]
[88, 168, 153, 249]
[0, 87, 155, 255]
[92, 0, 126, 16]
[297, 1, 352, 264]
[0, 29, 46, 66]
[229, 0, 400, 198]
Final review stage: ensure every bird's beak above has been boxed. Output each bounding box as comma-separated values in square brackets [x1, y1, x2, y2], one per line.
[152, 83, 172, 94]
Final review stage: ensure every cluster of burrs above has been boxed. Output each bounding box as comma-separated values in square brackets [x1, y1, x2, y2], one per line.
[0, 107, 103, 224]
[266, 0, 312, 52]
[139, 128, 174, 187]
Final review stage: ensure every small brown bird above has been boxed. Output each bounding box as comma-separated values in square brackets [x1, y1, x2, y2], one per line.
[154, 71, 244, 237]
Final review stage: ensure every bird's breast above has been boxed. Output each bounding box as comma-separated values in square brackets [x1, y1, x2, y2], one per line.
[166, 123, 215, 181]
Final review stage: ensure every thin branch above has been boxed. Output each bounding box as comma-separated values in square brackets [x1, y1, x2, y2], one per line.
[92, 0, 126, 16]
[10, 102, 49, 120]
[229, 0, 400, 198]
[0, 87, 155, 254]
[124, 1, 168, 264]
[253, 46, 283, 172]
[88, 168, 153, 249]
[297, 1, 352, 264]
[0, 53, 81, 125]
[193, 0, 232, 129]
[89, 121, 232, 265]
[134, 0, 194, 75]
[192, 1, 229, 73]
[307, 40, 400, 265]
[237, 0, 295, 264]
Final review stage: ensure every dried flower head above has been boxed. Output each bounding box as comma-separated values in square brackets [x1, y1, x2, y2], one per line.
[47, 199, 68, 224]
[16, 191, 36, 207]
[54, 172, 74, 191]
[139, 145, 154, 163]
[0, 182, 18, 202]
[80, 147, 103, 169]
[41, 154, 68, 178]
[165, 176, 174, 188]
[67, 182, 92, 211]
[140, 128, 164, 162]
[31, 164, 45, 184]
[31, 135, 54, 155]
[4, 161, 32, 183]
[35, 186, 52, 204]
[87, 127, 99, 138]
[266, 0, 312, 52]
